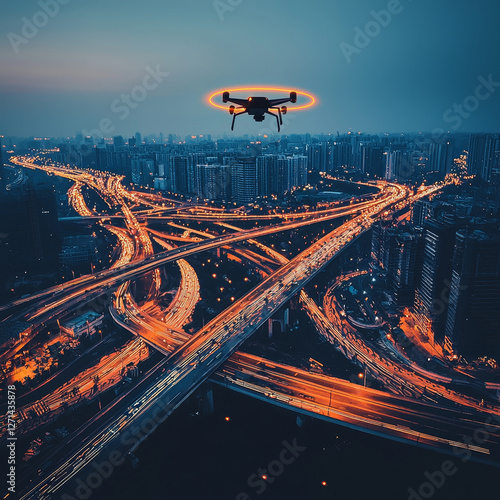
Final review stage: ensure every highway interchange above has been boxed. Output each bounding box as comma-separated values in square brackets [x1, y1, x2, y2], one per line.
[2, 155, 499, 498]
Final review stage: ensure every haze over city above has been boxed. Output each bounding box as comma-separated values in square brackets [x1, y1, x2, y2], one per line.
[1, 0, 500, 137]
[1, 2, 500, 500]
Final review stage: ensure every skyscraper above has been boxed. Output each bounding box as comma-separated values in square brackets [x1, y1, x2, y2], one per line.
[287, 155, 308, 189]
[385, 150, 404, 181]
[131, 158, 155, 187]
[371, 222, 423, 306]
[195, 164, 231, 201]
[482, 134, 500, 185]
[411, 200, 433, 226]
[361, 145, 385, 178]
[392, 231, 423, 307]
[113, 135, 125, 149]
[0, 181, 60, 294]
[371, 224, 399, 273]
[467, 134, 488, 177]
[168, 156, 195, 195]
[385, 149, 420, 181]
[231, 158, 257, 204]
[413, 219, 459, 346]
[330, 140, 351, 173]
[256, 155, 278, 197]
[428, 140, 454, 179]
[307, 142, 331, 172]
[444, 229, 500, 358]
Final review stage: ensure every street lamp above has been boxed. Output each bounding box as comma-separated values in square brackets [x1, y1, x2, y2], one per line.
[358, 368, 367, 387]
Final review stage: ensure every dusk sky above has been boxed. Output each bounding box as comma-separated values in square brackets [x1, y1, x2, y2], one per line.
[1, 0, 499, 138]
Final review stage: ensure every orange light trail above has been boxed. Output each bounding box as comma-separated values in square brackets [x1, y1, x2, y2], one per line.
[207, 86, 316, 111]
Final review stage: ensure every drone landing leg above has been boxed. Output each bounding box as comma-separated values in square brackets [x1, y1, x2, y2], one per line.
[265, 111, 281, 133]
[270, 106, 283, 125]
[231, 111, 246, 131]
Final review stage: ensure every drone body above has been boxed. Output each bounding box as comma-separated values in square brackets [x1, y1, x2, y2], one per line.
[222, 91, 297, 132]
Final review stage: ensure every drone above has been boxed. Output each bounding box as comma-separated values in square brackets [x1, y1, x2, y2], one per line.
[222, 91, 297, 132]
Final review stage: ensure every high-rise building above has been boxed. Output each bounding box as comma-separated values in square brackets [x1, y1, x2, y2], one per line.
[467, 134, 488, 177]
[392, 230, 423, 306]
[413, 219, 459, 346]
[428, 140, 454, 179]
[131, 158, 155, 186]
[256, 155, 279, 197]
[411, 200, 433, 226]
[276, 158, 289, 194]
[385, 150, 403, 181]
[168, 156, 195, 195]
[287, 155, 308, 189]
[0, 181, 60, 292]
[444, 229, 500, 358]
[188, 153, 207, 170]
[307, 143, 331, 172]
[370, 222, 388, 266]
[385, 149, 415, 181]
[231, 158, 257, 204]
[482, 134, 500, 185]
[195, 164, 231, 200]
[371, 222, 423, 306]
[465, 133, 500, 184]
[113, 135, 125, 149]
[361, 145, 385, 178]
[59, 235, 99, 268]
[371, 223, 399, 272]
[330, 141, 352, 172]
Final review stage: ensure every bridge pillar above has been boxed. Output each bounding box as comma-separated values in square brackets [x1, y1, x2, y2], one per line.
[268, 318, 285, 337]
[197, 382, 215, 417]
[267, 318, 274, 338]
[283, 307, 290, 327]
[267, 307, 290, 337]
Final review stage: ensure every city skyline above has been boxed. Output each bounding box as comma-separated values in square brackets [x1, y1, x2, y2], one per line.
[2, 2, 500, 499]
[3, 149, 500, 500]
[1, 0, 500, 137]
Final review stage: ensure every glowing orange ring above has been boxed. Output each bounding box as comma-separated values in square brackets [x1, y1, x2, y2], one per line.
[207, 86, 316, 112]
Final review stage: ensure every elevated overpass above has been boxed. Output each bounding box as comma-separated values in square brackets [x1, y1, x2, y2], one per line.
[214, 352, 500, 466]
